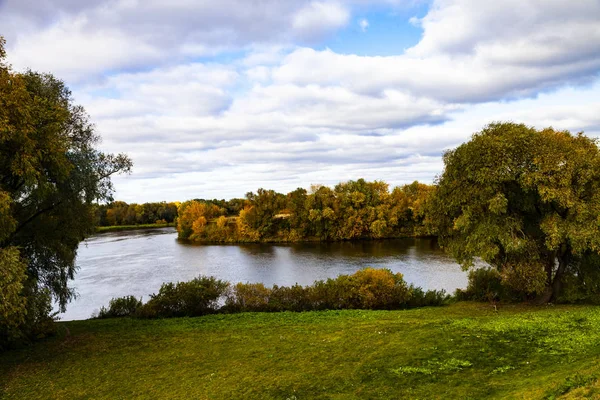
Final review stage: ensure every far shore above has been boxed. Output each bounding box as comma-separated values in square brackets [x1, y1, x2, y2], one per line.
[95, 223, 176, 233]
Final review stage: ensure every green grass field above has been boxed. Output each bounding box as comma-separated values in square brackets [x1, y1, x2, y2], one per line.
[1, 303, 599, 399]
[95, 223, 175, 233]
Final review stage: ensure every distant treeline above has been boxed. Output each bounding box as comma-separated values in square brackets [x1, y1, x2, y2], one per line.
[177, 179, 435, 242]
[94, 201, 180, 226]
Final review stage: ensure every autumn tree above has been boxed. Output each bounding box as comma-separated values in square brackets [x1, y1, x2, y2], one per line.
[0, 37, 131, 345]
[430, 122, 600, 301]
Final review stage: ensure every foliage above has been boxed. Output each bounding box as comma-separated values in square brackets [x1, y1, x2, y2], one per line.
[3, 303, 600, 399]
[1, 281, 56, 351]
[177, 179, 436, 243]
[455, 267, 523, 303]
[0, 36, 131, 347]
[137, 277, 229, 318]
[226, 282, 272, 312]
[95, 222, 174, 233]
[309, 268, 413, 310]
[558, 252, 600, 304]
[430, 122, 600, 302]
[0, 248, 28, 347]
[94, 201, 178, 227]
[103, 269, 446, 318]
[407, 285, 449, 307]
[96, 296, 143, 318]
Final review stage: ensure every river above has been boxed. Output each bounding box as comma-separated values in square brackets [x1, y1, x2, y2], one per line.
[58, 227, 468, 321]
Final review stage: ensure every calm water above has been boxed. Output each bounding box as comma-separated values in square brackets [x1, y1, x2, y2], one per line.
[58, 227, 468, 321]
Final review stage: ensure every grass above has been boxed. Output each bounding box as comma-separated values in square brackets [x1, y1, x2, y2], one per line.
[1, 302, 600, 399]
[95, 223, 175, 233]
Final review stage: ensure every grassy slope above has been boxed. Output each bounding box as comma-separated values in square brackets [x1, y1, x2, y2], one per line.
[1, 303, 600, 399]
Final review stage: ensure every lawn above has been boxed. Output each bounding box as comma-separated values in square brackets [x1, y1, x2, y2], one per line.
[1, 303, 599, 399]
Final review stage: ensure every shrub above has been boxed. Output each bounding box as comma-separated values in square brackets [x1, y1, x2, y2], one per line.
[96, 269, 451, 320]
[269, 284, 312, 312]
[226, 282, 272, 312]
[1, 284, 57, 351]
[96, 296, 142, 318]
[456, 267, 522, 303]
[353, 268, 411, 309]
[308, 268, 411, 310]
[309, 275, 358, 310]
[407, 286, 449, 307]
[558, 253, 600, 304]
[21, 286, 56, 341]
[138, 276, 229, 318]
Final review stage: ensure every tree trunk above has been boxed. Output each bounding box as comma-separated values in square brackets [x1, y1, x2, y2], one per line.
[549, 255, 568, 303]
[536, 254, 567, 304]
[550, 258, 567, 302]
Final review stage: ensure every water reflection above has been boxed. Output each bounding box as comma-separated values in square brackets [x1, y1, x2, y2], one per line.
[59, 228, 468, 321]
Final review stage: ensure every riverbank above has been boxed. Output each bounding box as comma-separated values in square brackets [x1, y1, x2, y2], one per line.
[95, 223, 175, 233]
[2, 302, 599, 399]
[178, 232, 438, 244]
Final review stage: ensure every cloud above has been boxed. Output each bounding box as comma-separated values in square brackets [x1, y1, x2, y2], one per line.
[82, 56, 600, 202]
[292, 2, 351, 42]
[359, 18, 369, 32]
[7, 15, 161, 82]
[0, 0, 354, 81]
[2, 0, 600, 203]
[272, 0, 600, 104]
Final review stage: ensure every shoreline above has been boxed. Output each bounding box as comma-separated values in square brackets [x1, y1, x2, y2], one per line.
[95, 223, 176, 233]
[176, 234, 438, 245]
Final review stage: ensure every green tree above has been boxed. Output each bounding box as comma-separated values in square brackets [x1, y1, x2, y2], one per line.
[244, 189, 286, 238]
[430, 122, 600, 301]
[0, 35, 132, 331]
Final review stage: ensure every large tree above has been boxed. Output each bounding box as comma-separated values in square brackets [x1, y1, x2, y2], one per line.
[431, 122, 600, 301]
[0, 35, 132, 333]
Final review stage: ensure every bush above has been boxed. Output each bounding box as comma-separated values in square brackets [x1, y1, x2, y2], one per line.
[226, 282, 272, 312]
[96, 268, 450, 320]
[558, 253, 600, 304]
[269, 284, 312, 312]
[353, 268, 411, 309]
[309, 268, 411, 310]
[138, 276, 229, 318]
[407, 286, 449, 308]
[456, 267, 522, 303]
[21, 286, 56, 341]
[1, 284, 57, 351]
[96, 296, 143, 318]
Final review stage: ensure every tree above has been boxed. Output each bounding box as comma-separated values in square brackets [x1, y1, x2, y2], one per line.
[0, 35, 132, 337]
[430, 122, 600, 301]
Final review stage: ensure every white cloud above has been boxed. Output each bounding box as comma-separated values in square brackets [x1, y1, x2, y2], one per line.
[79, 56, 600, 202]
[359, 18, 369, 32]
[2, 0, 600, 203]
[8, 16, 161, 82]
[0, 0, 355, 81]
[292, 2, 351, 42]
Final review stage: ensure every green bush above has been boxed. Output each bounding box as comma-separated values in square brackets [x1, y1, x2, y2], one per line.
[226, 282, 272, 312]
[21, 286, 56, 341]
[456, 267, 523, 303]
[407, 286, 449, 307]
[309, 268, 412, 310]
[269, 284, 312, 311]
[1, 283, 57, 351]
[96, 269, 451, 319]
[138, 276, 229, 318]
[558, 253, 600, 304]
[96, 296, 143, 318]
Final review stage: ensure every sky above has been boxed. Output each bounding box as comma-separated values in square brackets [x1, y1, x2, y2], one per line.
[1, 0, 600, 202]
